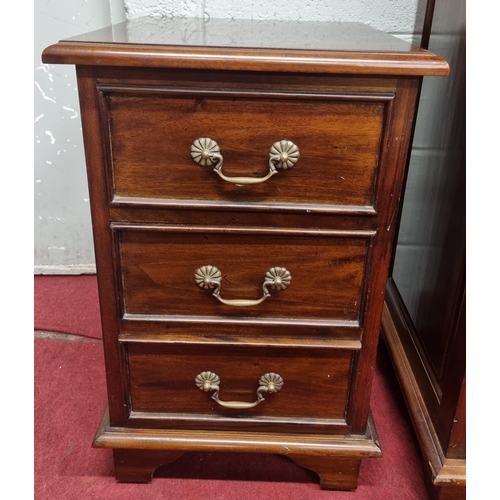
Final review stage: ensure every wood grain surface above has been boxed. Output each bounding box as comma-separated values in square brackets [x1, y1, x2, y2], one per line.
[103, 88, 387, 209]
[126, 343, 352, 421]
[117, 225, 373, 322]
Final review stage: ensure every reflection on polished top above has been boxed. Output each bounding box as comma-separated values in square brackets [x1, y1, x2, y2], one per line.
[42, 16, 449, 76]
[66, 17, 415, 53]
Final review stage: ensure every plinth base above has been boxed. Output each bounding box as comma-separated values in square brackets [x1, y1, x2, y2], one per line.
[93, 407, 382, 490]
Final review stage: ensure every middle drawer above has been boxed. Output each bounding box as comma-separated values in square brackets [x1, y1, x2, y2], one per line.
[114, 224, 374, 324]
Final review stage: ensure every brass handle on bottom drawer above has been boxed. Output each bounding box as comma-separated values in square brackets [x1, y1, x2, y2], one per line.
[194, 265, 291, 307]
[195, 371, 284, 409]
[190, 138, 299, 185]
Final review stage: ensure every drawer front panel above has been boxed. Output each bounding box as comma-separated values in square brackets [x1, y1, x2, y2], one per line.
[126, 343, 353, 422]
[117, 226, 373, 322]
[102, 88, 388, 210]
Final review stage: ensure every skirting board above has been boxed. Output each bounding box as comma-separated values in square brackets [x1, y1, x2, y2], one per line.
[34, 264, 97, 275]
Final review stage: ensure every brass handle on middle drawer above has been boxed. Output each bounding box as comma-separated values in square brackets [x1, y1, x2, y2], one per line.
[190, 138, 299, 185]
[194, 265, 291, 307]
[195, 371, 284, 409]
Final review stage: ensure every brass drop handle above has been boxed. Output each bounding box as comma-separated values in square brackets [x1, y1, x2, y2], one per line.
[190, 138, 299, 185]
[195, 371, 284, 409]
[194, 265, 291, 307]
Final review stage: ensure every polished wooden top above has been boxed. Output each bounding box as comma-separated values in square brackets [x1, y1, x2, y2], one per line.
[42, 17, 449, 76]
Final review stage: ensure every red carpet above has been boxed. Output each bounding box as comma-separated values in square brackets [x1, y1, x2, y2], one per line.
[35, 275, 102, 339]
[34, 275, 429, 499]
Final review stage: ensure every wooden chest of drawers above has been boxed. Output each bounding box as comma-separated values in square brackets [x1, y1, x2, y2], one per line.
[42, 17, 448, 490]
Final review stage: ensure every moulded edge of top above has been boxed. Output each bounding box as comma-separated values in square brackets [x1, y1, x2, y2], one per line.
[41, 42, 450, 77]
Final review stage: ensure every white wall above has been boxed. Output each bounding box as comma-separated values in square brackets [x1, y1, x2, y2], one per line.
[35, 0, 425, 274]
[124, 0, 425, 43]
[34, 0, 125, 274]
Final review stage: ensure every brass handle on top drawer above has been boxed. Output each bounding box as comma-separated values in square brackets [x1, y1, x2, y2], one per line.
[194, 265, 291, 307]
[195, 371, 284, 409]
[190, 138, 299, 185]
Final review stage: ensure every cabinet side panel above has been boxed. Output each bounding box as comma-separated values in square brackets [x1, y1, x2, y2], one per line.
[76, 66, 128, 424]
[347, 77, 421, 432]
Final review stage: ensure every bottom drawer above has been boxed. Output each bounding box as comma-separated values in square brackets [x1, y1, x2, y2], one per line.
[125, 342, 354, 431]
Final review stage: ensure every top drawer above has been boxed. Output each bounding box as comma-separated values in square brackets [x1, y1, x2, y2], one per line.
[99, 86, 391, 212]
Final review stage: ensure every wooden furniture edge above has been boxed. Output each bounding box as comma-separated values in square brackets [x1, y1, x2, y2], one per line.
[435, 458, 466, 487]
[93, 405, 382, 457]
[380, 302, 466, 488]
[41, 42, 449, 76]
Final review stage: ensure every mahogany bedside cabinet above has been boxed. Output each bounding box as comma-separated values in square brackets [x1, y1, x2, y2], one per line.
[42, 17, 448, 490]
